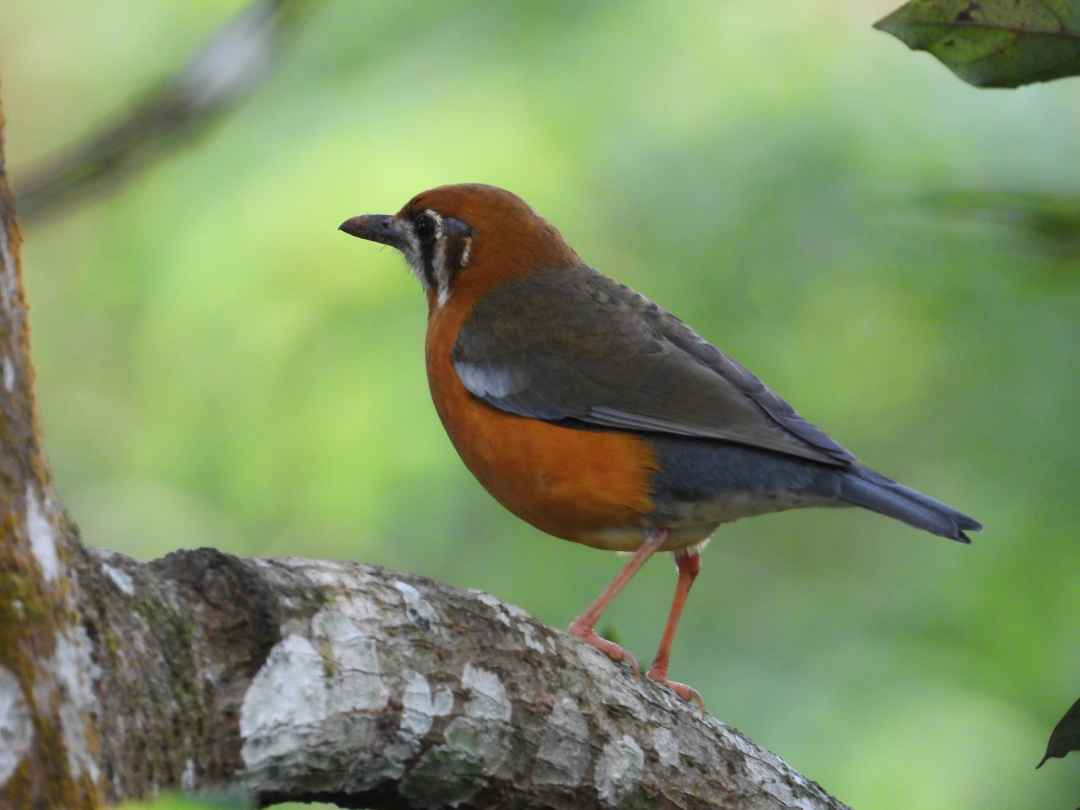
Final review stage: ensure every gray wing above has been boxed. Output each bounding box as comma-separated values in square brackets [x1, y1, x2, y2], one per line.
[451, 266, 855, 467]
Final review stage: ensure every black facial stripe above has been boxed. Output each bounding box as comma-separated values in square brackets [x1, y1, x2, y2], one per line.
[444, 233, 468, 280]
[415, 212, 438, 290]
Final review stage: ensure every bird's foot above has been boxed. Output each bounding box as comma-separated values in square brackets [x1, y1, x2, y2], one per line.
[568, 624, 639, 672]
[646, 670, 705, 710]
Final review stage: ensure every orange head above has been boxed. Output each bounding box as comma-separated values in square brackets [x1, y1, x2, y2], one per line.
[339, 184, 579, 307]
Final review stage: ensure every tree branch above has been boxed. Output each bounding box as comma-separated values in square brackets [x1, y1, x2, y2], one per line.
[0, 85, 106, 809]
[13, 0, 319, 225]
[0, 79, 851, 810]
[77, 546, 850, 809]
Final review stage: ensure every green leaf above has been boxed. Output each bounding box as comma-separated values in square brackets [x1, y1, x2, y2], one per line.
[875, 0, 1080, 88]
[1038, 695, 1080, 768]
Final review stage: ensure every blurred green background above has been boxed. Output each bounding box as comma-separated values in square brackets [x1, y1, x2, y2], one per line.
[3, 0, 1078, 807]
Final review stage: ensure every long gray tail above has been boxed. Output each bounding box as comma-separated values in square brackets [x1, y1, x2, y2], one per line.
[839, 467, 981, 543]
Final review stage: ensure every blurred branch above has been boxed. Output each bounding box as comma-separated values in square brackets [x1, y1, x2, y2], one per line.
[920, 190, 1080, 256]
[13, 0, 320, 225]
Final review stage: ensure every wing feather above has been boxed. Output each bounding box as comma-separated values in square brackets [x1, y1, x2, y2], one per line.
[451, 266, 854, 467]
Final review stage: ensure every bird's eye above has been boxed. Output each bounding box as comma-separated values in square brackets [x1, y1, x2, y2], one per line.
[414, 213, 436, 240]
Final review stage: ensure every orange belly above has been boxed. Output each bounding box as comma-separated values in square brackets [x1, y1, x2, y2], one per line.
[426, 302, 657, 550]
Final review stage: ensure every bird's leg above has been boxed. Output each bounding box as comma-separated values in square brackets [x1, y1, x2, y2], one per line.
[646, 548, 705, 708]
[568, 527, 669, 670]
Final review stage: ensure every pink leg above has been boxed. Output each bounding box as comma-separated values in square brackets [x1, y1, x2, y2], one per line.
[568, 528, 669, 669]
[646, 549, 705, 708]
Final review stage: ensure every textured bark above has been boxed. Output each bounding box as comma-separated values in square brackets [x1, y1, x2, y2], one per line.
[0, 91, 851, 809]
[0, 90, 106, 808]
[75, 548, 851, 810]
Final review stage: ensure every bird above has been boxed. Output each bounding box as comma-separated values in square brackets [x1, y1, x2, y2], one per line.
[339, 183, 981, 706]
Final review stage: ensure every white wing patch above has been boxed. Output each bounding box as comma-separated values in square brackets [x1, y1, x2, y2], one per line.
[454, 360, 524, 399]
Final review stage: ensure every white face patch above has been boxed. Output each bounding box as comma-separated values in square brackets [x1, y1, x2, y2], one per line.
[423, 209, 454, 308]
[399, 221, 425, 289]
[403, 208, 471, 308]
[427, 209, 444, 244]
[460, 236, 472, 269]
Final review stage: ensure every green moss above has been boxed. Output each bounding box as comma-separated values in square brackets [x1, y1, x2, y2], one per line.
[316, 637, 336, 679]
[0, 525, 105, 808]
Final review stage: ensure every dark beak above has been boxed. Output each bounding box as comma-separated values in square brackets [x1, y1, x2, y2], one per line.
[338, 214, 411, 251]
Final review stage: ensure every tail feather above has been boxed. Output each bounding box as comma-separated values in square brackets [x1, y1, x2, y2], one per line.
[839, 467, 982, 543]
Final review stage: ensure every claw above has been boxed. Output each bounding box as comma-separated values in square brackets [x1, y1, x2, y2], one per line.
[570, 626, 639, 672]
[646, 670, 705, 710]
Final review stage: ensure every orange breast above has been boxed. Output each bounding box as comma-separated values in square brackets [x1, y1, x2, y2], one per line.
[425, 296, 657, 551]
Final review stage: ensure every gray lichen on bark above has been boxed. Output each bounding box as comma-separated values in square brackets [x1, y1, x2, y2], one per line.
[75, 548, 851, 809]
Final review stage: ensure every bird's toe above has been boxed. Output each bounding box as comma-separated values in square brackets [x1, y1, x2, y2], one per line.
[646, 671, 705, 710]
[569, 626, 640, 672]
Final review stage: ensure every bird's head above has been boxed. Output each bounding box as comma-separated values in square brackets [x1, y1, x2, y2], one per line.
[340, 184, 579, 307]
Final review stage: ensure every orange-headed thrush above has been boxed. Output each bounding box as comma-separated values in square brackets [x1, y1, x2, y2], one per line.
[340, 184, 981, 705]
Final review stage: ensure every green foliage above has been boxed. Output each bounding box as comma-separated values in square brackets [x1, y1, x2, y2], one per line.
[4, 1, 1079, 808]
[118, 792, 250, 810]
[921, 190, 1080, 255]
[877, 0, 1080, 87]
